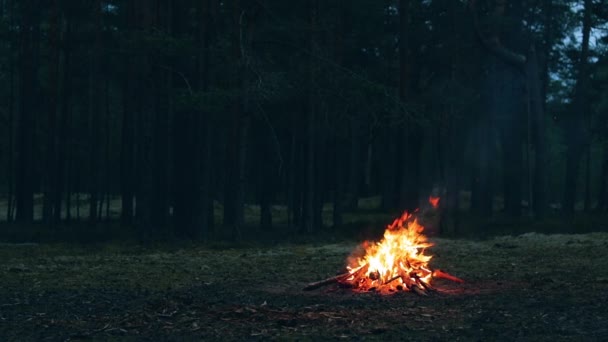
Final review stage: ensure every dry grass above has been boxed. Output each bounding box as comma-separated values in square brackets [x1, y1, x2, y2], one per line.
[1, 233, 607, 340]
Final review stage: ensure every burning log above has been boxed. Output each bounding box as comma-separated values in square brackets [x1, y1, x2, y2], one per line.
[303, 197, 463, 295]
[432, 269, 464, 283]
[384, 275, 401, 286]
[303, 264, 369, 291]
[302, 273, 350, 291]
[419, 279, 436, 292]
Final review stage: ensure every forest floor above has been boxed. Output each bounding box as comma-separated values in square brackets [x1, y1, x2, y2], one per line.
[1, 233, 608, 341]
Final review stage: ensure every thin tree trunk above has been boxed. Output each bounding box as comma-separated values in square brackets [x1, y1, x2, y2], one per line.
[529, 44, 547, 218]
[55, 11, 72, 224]
[443, 0, 460, 234]
[197, 0, 213, 239]
[65, 153, 71, 223]
[584, 143, 591, 212]
[381, 126, 398, 211]
[314, 133, 327, 230]
[332, 0, 347, 227]
[98, 191, 104, 220]
[120, 73, 134, 224]
[398, 0, 422, 211]
[15, 2, 37, 222]
[76, 183, 80, 221]
[597, 145, 608, 211]
[105, 75, 111, 222]
[44, 0, 60, 225]
[134, 3, 156, 239]
[304, 0, 318, 233]
[472, 61, 495, 218]
[120, 2, 136, 225]
[224, 3, 254, 239]
[398, 0, 410, 211]
[346, 119, 360, 210]
[364, 139, 373, 195]
[88, 0, 102, 224]
[6, 0, 15, 222]
[152, 62, 170, 233]
[236, 116, 249, 232]
[333, 138, 343, 227]
[224, 1, 239, 234]
[258, 127, 273, 229]
[287, 133, 296, 230]
[563, 0, 592, 215]
[294, 139, 304, 228]
[257, 118, 274, 230]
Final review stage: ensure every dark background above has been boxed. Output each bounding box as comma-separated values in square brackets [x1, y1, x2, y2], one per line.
[0, 0, 607, 243]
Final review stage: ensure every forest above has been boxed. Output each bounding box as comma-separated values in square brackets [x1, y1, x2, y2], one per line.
[0, 0, 608, 239]
[1, 0, 608, 340]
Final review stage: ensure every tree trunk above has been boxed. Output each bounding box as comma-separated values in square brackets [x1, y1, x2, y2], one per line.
[15, 2, 38, 222]
[257, 115, 274, 230]
[313, 130, 326, 230]
[196, 0, 214, 238]
[528, 44, 547, 218]
[471, 94, 494, 218]
[597, 145, 608, 211]
[258, 128, 273, 229]
[501, 0, 525, 218]
[88, 0, 103, 224]
[133, 1, 155, 239]
[563, 0, 592, 215]
[584, 144, 591, 212]
[260, 187, 272, 229]
[121, 1, 137, 226]
[345, 119, 360, 210]
[331, 0, 348, 227]
[287, 130, 298, 230]
[43, 0, 60, 225]
[304, 0, 318, 233]
[151, 5, 171, 235]
[442, 0, 461, 235]
[381, 126, 398, 211]
[469, 0, 528, 218]
[398, 0, 410, 210]
[120, 77, 134, 224]
[380, 1, 397, 212]
[532, 0, 553, 218]
[333, 138, 343, 228]
[104, 72, 111, 222]
[398, 0, 422, 211]
[76, 187, 80, 221]
[55, 11, 72, 224]
[224, 1, 254, 239]
[6, 0, 15, 222]
[236, 114, 250, 233]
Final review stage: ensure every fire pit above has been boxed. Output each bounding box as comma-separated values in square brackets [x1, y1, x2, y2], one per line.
[304, 197, 462, 295]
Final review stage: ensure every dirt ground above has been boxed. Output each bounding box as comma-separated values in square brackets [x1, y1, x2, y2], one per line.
[1, 232, 607, 341]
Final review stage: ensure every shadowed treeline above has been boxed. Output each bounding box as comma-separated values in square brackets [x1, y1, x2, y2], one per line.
[0, 0, 607, 241]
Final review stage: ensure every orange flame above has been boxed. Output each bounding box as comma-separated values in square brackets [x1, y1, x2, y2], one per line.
[339, 198, 461, 294]
[429, 196, 440, 209]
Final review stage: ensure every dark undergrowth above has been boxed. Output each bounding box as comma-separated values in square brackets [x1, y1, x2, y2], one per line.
[0, 211, 607, 246]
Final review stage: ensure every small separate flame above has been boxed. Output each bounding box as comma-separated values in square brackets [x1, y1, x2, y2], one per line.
[339, 198, 461, 294]
[429, 196, 440, 209]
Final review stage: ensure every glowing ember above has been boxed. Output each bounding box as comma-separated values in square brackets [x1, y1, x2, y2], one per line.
[338, 197, 462, 294]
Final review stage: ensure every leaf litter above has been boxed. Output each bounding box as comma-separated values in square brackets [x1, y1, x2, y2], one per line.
[0, 233, 607, 340]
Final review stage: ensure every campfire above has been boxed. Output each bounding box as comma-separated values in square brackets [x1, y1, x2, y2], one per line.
[304, 197, 463, 295]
